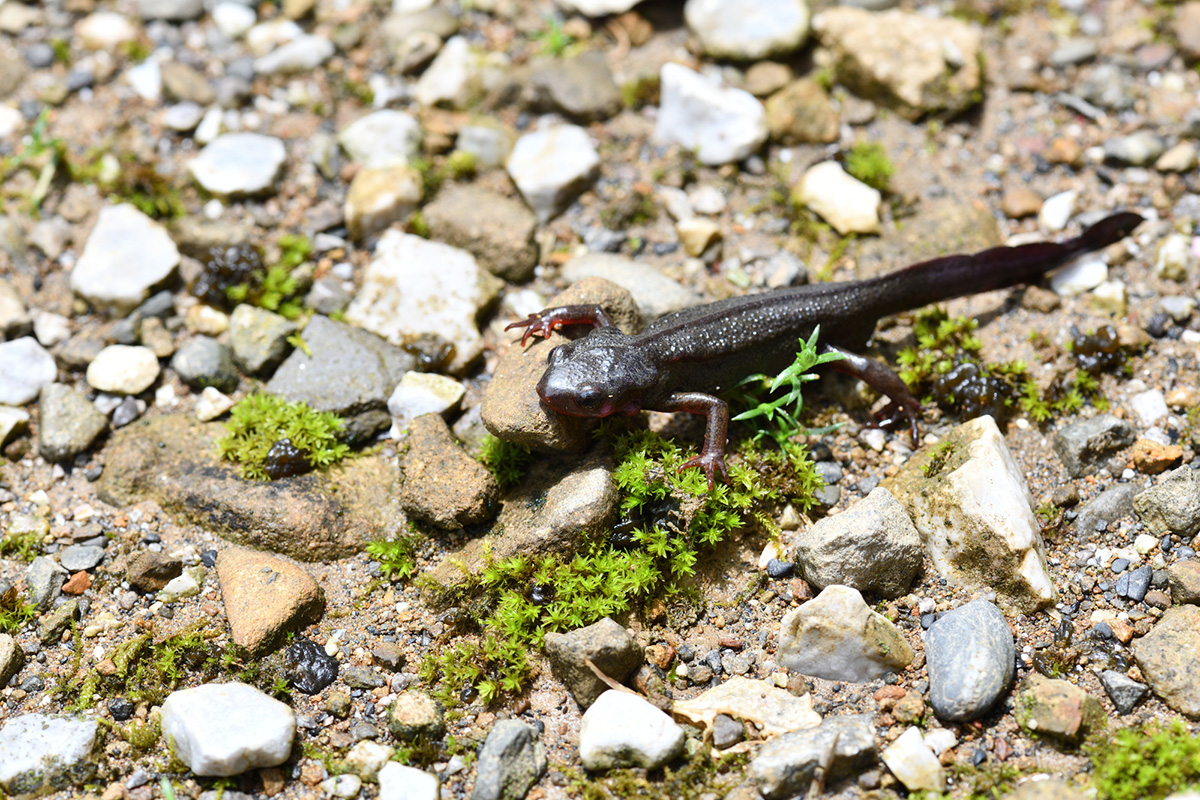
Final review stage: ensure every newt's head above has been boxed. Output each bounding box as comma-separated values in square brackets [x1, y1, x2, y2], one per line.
[536, 329, 656, 419]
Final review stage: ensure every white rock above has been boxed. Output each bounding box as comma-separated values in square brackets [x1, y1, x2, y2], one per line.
[387, 372, 466, 434]
[162, 101, 205, 132]
[1130, 389, 1169, 428]
[1159, 295, 1197, 322]
[345, 231, 502, 374]
[31, 309, 71, 347]
[923, 728, 957, 755]
[1155, 233, 1192, 282]
[687, 184, 727, 215]
[1155, 141, 1198, 173]
[126, 57, 162, 101]
[658, 186, 693, 221]
[344, 740, 395, 781]
[1050, 257, 1107, 297]
[1134, 533, 1159, 555]
[654, 62, 767, 166]
[195, 107, 225, 145]
[1038, 190, 1077, 231]
[0, 338, 57, 406]
[456, 124, 512, 168]
[195, 386, 235, 422]
[676, 217, 722, 257]
[212, 2, 256, 39]
[344, 165, 423, 240]
[394, 0, 436, 10]
[159, 567, 203, 602]
[0, 105, 24, 139]
[338, 110, 422, 169]
[246, 19, 302, 56]
[796, 161, 881, 235]
[882, 727, 945, 793]
[414, 36, 508, 109]
[377, 762, 438, 800]
[507, 125, 601, 223]
[561, 253, 702, 320]
[777, 584, 914, 682]
[553, 0, 642, 15]
[684, 0, 810, 60]
[71, 204, 181, 316]
[86, 345, 161, 395]
[579, 690, 686, 771]
[189, 133, 286, 198]
[321, 774, 362, 798]
[887, 415, 1058, 612]
[0, 406, 30, 446]
[161, 682, 295, 777]
[253, 34, 334, 74]
[0, 714, 99, 796]
[1091, 278, 1126, 315]
[76, 12, 139, 50]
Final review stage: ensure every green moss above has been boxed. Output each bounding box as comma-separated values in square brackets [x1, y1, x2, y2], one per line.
[477, 435, 533, 491]
[216, 394, 351, 481]
[365, 535, 419, 582]
[1091, 719, 1200, 800]
[530, 16, 578, 56]
[444, 150, 478, 180]
[844, 141, 894, 192]
[621, 74, 661, 109]
[0, 586, 37, 634]
[572, 745, 748, 799]
[0, 529, 42, 562]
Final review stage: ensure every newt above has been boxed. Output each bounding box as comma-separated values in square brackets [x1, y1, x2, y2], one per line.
[508, 212, 1144, 486]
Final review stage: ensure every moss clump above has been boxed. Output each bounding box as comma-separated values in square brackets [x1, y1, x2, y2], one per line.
[844, 141, 895, 192]
[0, 586, 38, 634]
[366, 535, 419, 582]
[217, 394, 351, 481]
[420, 429, 825, 706]
[1091, 719, 1200, 800]
[573, 745, 748, 799]
[477, 435, 533, 491]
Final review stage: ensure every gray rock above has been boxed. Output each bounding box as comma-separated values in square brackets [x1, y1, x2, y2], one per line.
[1134, 465, 1200, 539]
[171, 337, 238, 393]
[1077, 63, 1135, 111]
[1050, 38, 1097, 66]
[1075, 483, 1138, 534]
[304, 278, 351, 316]
[70, 204, 180, 316]
[0, 714, 99, 795]
[519, 52, 621, 123]
[253, 35, 334, 75]
[58, 544, 106, 572]
[685, 0, 810, 61]
[189, 133, 287, 198]
[0, 278, 31, 340]
[388, 690, 444, 742]
[765, 79, 839, 145]
[507, 125, 601, 223]
[750, 715, 876, 800]
[793, 487, 922, 598]
[711, 714, 743, 749]
[777, 585, 913, 682]
[26, 556, 68, 611]
[1131, 604, 1200, 718]
[543, 617, 643, 709]
[457, 123, 513, 168]
[38, 384, 108, 463]
[423, 186, 538, 283]
[348, 233, 501, 374]
[39, 599, 81, 644]
[266, 314, 416, 443]
[399, 414, 497, 529]
[470, 720, 548, 800]
[343, 666, 386, 690]
[1052, 414, 1135, 478]
[655, 62, 767, 166]
[1104, 131, 1165, 167]
[926, 600, 1014, 722]
[0, 634, 24, 688]
[162, 683, 296, 776]
[1097, 669, 1148, 715]
[125, 551, 184, 593]
[228, 305, 297, 376]
[1116, 564, 1153, 602]
[136, 0, 203, 20]
[0, 337, 57, 405]
[561, 253, 702, 323]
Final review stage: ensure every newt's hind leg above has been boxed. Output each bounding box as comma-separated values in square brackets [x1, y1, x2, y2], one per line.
[824, 345, 923, 445]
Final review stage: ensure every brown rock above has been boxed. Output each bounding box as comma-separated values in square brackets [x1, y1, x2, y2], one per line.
[1132, 604, 1200, 718]
[1129, 438, 1183, 474]
[1167, 559, 1200, 604]
[1002, 187, 1042, 219]
[125, 551, 184, 593]
[1044, 137, 1082, 166]
[744, 61, 792, 97]
[387, 689, 445, 741]
[259, 767, 285, 797]
[399, 413, 498, 529]
[766, 79, 839, 145]
[1144, 588, 1171, 609]
[1014, 673, 1105, 746]
[1175, 2, 1200, 61]
[160, 62, 214, 105]
[645, 644, 675, 670]
[216, 548, 325, 655]
[61, 571, 92, 595]
[1006, 778, 1085, 800]
[372, 642, 406, 671]
[1021, 285, 1061, 313]
[423, 186, 538, 283]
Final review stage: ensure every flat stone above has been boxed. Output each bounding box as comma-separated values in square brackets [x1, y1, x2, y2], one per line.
[0, 337, 57, 405]
[125, 551, 183, 592]
[1167, 560, 1200, 604]
[1132, 604, 1200, 719]
[750, 715, 875, 800]
[253, 34, 334, 74]
[655, 62, 767, 166]
[1014, 674, 1105, 746]
[71, 204, 180, 316]
[1134, 465, 1200, 540]
[1053, 414, 1135, 478]
[685, 0, 809, 60]
[76, 12, 140, 50]
[0, 714, 98, 795]
[345, 232, 502, 374]
[1097, 669, 1148, 715]
[171, 337, 238, 394]
[228, 305, 297, 376]
[579, 690, 685, 771]
[543, 617, 643, 709]
[217, 548, 325, 655]
[87, 345, 160, 395]
[553, 0, 641, 15]
[673, 676, 820, 739]
[881, 727, 945, 793]
[137, 0, 204, 20]
[161, 683, 296, 776]
[398, 414, 498, 530]
[189, 133, 287, 198]
[26, 555, 68, 611]
[926, 599, 1014, 722]
[387, 372, 465, 433]
[423, 186, 538, 283]
[58, 544, 105, 572]
[470, 720, 547, 800]
[38, 384, 108, 463]
[507, 124, 601, 223]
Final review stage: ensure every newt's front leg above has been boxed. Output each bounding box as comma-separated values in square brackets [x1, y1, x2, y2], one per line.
[658, 392, 731, 489]
[505, 304, 615, 346]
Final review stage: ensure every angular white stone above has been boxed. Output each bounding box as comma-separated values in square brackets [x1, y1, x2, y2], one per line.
[338, 110, 422, 169]
[1155, 233, 1192, 282]
[0, 714, 98, 795]
[0, 338, 58, 406]
[76, 12, 139, 50]
[377, 762, 439, 800]
[1038, 190, 1076, 231]
[71, 204, 180, 316]
[86, 345, 160, 395]
[507, 125, 601, 223]
[684, 0, 810, 60]
[195, 386, 235, 422]
[0, 406, 31, 446]
[161, 682, 295, 777]
[580, 690, 686, 771]
[212, 2, 256, 39]
[126, 58, 162, 102]
[553, 0, 641, 15]
[654, 62, 767, 166]
[796, 161, 881, 235]
[1130, 389, 1169, 428]
[1049, 257, 1107, 297]
[253, 34, 334, 74]
[882, 727, 945, 793]
[246, 19, 302, 56]
[414, 36, 508, 109]
[190, 133, 286, 198]
[387, 372, 465, 434]
[345, 231, 502, 374]
[344, 740, 395, 780]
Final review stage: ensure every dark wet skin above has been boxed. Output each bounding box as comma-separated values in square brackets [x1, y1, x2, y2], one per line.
[508, 212, 1144, 487]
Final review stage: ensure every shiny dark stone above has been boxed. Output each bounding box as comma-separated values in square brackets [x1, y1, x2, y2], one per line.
[766, 559, 794, 579]
[190, 245, 264, 310]
[200, 550, 218, 568]
[529, 584, 554, 605]
[286, 637, 339, 694]
[109, 697, 135, 721]
[263, 438, 311, 479]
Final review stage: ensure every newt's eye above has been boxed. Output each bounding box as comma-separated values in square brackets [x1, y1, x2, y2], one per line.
[577, 387, 603, 410]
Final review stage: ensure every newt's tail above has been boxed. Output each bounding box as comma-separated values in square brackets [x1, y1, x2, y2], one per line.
[864, 211, 1144, 319]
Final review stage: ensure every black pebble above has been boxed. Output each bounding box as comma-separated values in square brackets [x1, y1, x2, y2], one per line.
[108, 697, 135, 721]
[286, 637, 340, 695]
[766, 559, 794, 579]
